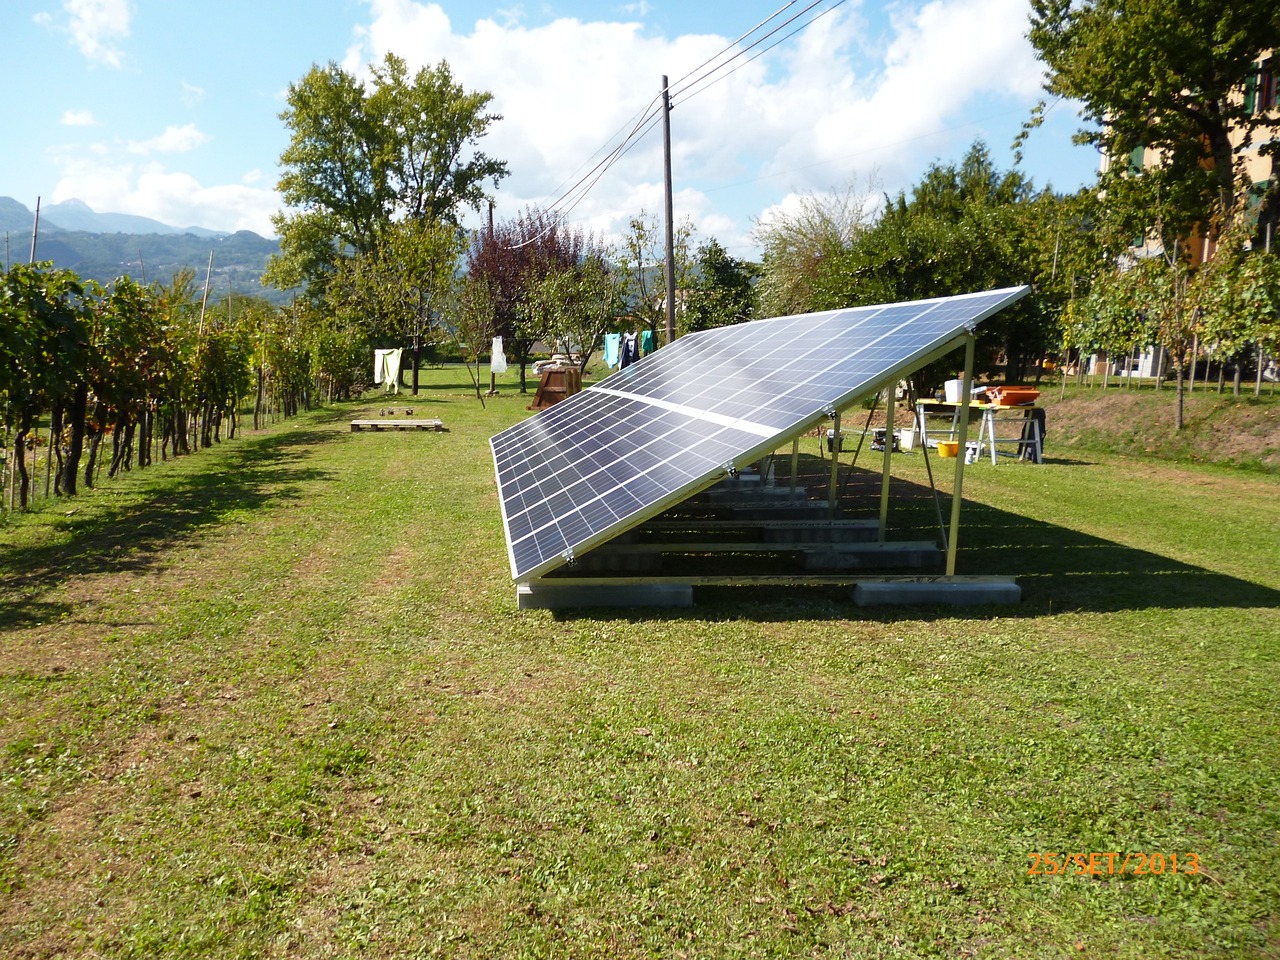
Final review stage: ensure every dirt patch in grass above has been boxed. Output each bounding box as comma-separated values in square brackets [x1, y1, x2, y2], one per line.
[0, 722, 180, 956]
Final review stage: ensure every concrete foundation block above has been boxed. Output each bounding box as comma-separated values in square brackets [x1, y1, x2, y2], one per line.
[853, 576, 1020, 607]
[518, 582, 694, 610]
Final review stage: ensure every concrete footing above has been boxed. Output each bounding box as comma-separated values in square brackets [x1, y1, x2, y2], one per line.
[852, 576, 1020, 607]
[517, 582, 694, 610]
[803, 541, 942, 571]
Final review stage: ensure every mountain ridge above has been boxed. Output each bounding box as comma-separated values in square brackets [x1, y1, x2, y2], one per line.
[0, 195, 240, 238]
[1, 196, 291, 304]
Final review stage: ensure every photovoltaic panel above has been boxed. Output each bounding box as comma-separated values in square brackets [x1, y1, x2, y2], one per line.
[491, 286, 1029, 580]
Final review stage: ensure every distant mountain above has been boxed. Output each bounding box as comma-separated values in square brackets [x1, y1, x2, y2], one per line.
[42, 198, 224, 238]
[1, 196, 292, 304]
[1, 196, 226, 237]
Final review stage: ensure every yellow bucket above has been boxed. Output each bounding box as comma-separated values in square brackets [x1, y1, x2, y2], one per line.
[936, 440, 959, 458]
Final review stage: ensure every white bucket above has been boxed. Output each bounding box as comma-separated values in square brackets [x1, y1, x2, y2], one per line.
[944, 379, 964, 403]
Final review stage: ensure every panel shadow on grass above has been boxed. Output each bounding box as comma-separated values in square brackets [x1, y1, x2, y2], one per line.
[948, 497, 1280, 615]
[547, 460, 1280, 621]
[0, 422, 344, 630]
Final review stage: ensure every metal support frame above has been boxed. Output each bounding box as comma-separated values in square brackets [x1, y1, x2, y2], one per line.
[827, 411, 841, 519]
[790, 437, 800, 497]
[945, 333, 976, 576]
[878, 394, 894, 543]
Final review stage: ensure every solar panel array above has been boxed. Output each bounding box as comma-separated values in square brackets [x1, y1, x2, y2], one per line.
[491, 286, 1029, 580]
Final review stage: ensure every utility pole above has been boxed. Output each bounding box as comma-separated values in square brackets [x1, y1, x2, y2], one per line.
[29, 196, 41, 263]
[661, 75, 676, 346]
[198, 250, 213, 338]
[488, 199, 498, 395]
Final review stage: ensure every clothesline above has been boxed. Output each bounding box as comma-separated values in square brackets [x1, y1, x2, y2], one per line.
[602, 329, 656, 370]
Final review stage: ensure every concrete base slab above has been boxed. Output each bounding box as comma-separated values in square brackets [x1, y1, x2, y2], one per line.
[518, 582, 694, 610]
[853, 576, 1020, 607]
[805, 541, 942, 571]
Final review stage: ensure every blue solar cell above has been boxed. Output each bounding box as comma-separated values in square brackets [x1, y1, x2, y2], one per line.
[492, 287, 1029, 580]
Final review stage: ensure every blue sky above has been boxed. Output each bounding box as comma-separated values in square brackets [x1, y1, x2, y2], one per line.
[4, 0, 1102, 257]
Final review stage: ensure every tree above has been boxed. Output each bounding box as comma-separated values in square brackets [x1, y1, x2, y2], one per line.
[465, 207, 591, 392]
[267, 53, 507, 298]
[454, 273, 499, 400]
[682, 239, 758, 333]
[613, 212, 696, 343]
[532, 253, 619, 371]
[326, 217, 465, 392]
[754, 178, 876, 318]
[1028, 0, 1280, 243]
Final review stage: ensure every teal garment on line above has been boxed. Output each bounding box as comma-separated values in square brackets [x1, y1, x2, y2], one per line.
[603, 332, 621, 367]
[639, 329, 655, 354]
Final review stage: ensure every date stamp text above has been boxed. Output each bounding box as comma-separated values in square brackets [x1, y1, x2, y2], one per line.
[1028, 852, 1200, 876]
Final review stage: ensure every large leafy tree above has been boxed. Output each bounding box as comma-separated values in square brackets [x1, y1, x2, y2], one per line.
[267, 53, 507, 298]
[754, 178, 876, 319]
[1028, 0, 1280, 242]
[682, 239, 758, 333]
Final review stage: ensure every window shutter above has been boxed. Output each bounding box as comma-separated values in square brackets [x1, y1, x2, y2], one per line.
[1245, 62, 1260, 115]
[1128, 145, 1145, 173]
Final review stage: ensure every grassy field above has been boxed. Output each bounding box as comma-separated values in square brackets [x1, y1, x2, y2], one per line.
[1, 367, 1278, 958]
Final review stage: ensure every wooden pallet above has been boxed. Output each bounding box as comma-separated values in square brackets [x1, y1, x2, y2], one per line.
[350, 418, 444, 432]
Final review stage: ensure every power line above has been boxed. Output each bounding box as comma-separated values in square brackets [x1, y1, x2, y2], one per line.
[668, 2, 800, 90]
[674, 0, 850, 105]
[515, 1, 848, 243]
[669, 0, 841, 104]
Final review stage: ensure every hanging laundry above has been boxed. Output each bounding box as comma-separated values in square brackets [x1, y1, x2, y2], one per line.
[374, 349, 393, 383]
[374, 348, 402, 394]
[490, 336, 508, 374]
[639, 329, 655, 354]
[388, 348, 403, 393]
[603, 332, 621, 368]
[619, 332, 640, 368]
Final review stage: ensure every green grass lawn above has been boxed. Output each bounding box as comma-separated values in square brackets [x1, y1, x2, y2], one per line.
[1, 368, 1278, 958]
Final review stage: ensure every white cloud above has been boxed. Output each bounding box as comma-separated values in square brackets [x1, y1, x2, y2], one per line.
[127, 124, 211, 155]
[51, 161, 279, 236]
[337, 0, 1053, 257]
[56, 0, 133, 68]
[60, 109, 98, 127]
[181, 81, 207, 107]
[33, 0, 1082, 253]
